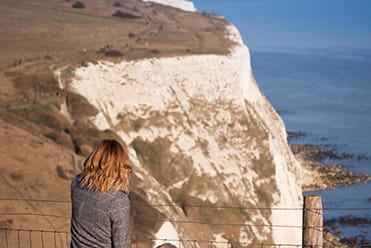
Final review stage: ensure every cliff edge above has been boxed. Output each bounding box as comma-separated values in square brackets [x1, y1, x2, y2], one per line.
[69, 8, 303, 248]
[0, 0, 303, 247]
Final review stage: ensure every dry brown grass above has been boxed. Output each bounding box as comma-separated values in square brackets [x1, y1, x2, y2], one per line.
[0, 118, 79, 232]
[0, 0, 231, 70]
[0, 0, 235, 243]
[0, 118, 169, 244]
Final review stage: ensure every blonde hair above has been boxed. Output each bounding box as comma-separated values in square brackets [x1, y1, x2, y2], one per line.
[80, 139, 132, 193]
[156, 244, 177, 248]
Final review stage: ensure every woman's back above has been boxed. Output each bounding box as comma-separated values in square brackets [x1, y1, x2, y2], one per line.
[70, 139, 132, 248]
[71, 175, 131, 248]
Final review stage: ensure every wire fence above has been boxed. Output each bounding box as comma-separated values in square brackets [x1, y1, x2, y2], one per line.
[2, 198, 371, 211]
[1, 198, 370, 248]
[1, 228, 371, 248]
[1, 228, 69, 248]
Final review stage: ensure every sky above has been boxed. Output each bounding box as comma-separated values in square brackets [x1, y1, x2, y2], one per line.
[192, 0, 371, 53]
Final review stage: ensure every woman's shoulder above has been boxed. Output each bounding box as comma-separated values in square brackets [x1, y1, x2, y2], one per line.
[71, 174, 82, 186]
[115, 190, 129, 199]
[111, 190, 130, 206]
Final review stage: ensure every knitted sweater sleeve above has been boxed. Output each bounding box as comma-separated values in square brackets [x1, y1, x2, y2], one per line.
[110, 192, 131, 248]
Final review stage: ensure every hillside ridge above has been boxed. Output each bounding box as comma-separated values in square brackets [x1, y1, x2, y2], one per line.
[1, 0, 304, 247]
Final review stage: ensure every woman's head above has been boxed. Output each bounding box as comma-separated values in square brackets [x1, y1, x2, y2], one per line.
[156, 243, 177, 248]
[80, 139, 132, 193]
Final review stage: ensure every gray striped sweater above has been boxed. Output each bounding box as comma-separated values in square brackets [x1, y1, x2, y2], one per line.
[70, 174, 131, 248]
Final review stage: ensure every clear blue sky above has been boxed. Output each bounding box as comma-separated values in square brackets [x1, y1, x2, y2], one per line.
[192, 0, 371, 52]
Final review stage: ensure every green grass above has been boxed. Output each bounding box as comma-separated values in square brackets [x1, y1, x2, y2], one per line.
[66, 92, 98, 120]
[131, 137, 171, 185]
[132, 119, 144, 131]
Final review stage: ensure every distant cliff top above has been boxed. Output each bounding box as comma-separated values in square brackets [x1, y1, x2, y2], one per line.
[143, 0, 197, 12]
[0, 0, 232, 70]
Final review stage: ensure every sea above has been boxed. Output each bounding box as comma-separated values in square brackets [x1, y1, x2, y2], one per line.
[251, 49, 371, 241]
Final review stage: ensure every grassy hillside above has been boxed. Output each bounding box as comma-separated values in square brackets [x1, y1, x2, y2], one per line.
[0, 0, 231, 69]
[0, 0, 232, 243]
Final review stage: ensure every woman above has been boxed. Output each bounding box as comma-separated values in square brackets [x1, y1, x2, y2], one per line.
[70, 139, 132, 248]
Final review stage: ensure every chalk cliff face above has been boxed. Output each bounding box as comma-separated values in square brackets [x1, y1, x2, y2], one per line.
[69, 20, 303, 248]
[143, 0, 197, 12]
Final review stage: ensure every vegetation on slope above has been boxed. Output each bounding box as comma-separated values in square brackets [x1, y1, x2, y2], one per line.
[0, 0, 232, 70]
[0, 0, 234, 242]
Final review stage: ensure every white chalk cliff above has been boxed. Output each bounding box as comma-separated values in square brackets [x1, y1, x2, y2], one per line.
[69, 5, 303, 247]
[143, 0, 197, 12]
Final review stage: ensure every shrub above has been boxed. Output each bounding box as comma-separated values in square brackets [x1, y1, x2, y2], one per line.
[113, 2, 122, 7]
[44, 55, 53, 60]
[112, 10, 141, 19]
[104, 50, 124, 57]
[72, 1, 85, 8]
[131, 138, 168, 184]
[44, 131, 74, 150]
[66, 92, 98, 119]
[151, 49, 160, 54]
[56, 165, 69, 179]
[10, 105, 67, 131]
[132, 119, 144, 131]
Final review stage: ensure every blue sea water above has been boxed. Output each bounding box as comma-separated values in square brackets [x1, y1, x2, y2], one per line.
[251, 49, 371, 240]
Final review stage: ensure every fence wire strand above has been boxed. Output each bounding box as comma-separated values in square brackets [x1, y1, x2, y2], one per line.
[0, 228, 307, 247]
[0, 212, 69, 219]
[1, 198, 371, 211]
[1, 198, 370, 247]
[1, 228, 370, 248]
[137, 218, 305, 229]
[0, 213, 327, 230]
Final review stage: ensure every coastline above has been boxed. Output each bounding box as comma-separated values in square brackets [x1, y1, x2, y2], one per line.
[292, 143, 370, 192]
[288, 132, 371, 247]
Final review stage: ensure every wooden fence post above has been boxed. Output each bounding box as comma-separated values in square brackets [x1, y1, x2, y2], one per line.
[303, 195, 323, 248]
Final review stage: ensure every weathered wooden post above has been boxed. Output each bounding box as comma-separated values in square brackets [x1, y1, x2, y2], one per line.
[303, 195, 323, 248]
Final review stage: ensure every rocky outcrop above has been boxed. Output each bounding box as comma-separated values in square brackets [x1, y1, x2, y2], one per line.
[291, 143, 370, 191]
